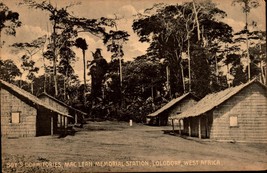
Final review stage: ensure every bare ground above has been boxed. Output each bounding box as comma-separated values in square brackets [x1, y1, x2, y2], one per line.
[2, 120, 267, 172]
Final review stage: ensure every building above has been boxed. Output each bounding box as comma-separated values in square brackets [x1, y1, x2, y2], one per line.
[0, 80, 73, 138]
[38, 92, 86, 126]
[171, 79, 267, 143]
[146, 93, 199, 126]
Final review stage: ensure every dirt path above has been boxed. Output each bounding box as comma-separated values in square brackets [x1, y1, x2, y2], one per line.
[2, 121, 267, 172]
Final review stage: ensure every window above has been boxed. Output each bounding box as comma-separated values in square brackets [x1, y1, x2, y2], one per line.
[229, 115, 238, 127]
[11, 112, 20, 123]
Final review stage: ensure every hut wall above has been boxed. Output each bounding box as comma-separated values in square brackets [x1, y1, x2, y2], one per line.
[39, 96, 69, 114]
[167, 98, 198, 125]
[1, 89, 37, 137]
[169, 98, 198, 117]
[210, 83, 267, 142]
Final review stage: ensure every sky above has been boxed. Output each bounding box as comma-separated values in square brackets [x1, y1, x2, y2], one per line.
[1, 0, 266, 81]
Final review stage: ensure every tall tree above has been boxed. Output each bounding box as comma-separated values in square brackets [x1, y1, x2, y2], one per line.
[133, 1, 233, 97]
[88, 48, 108, 119]
[21, 0, 129, 99]
[20, 0, 81, 96]
[232, 0, 260, 81]
[103, 14, 130, 88]
[58, 40, 76, 100]
[0, 2, 21, 47]
[75, 37, 88, 106]
[89, 48, 108, 102]
[233, 29, 265, 84]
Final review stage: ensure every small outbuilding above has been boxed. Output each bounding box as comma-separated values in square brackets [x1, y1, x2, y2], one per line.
[146, 93, 199, 126]
[38, 93, 86, 126]
[0, 80, 73, 138]
[171, 79, 267, 143]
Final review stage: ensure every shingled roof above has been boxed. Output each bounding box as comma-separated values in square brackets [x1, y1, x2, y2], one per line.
[38, 92, 87, 115]
[171, 79, 266, 119]
[147, 93, 199, 117]
[0, 80, 73, 118]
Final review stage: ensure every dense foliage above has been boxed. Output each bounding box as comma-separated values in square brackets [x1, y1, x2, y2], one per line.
[1, 1, 265, 123]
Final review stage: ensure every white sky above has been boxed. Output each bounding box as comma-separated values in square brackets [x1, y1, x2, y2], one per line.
[1, 0, 266, 81]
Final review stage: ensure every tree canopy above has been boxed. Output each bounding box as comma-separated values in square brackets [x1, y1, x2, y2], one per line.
[132, 1, 233, 97]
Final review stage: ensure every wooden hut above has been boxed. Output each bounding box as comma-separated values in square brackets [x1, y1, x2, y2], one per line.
[146, 93, 199, 126]
[0, 80, 73, 138]
[171, 79, 267, 143]
[38, 93, 86, 126]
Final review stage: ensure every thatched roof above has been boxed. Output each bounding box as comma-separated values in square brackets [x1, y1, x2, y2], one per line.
[147, 93, 199, 117]
[171, 79, 266, 119]
[0, 80, 73, 118]
[38, 92, 87, 115]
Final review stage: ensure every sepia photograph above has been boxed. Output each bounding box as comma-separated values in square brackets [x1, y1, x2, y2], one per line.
[1, 0, 266, 172]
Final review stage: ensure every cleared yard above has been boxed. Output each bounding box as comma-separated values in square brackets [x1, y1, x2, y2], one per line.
[2, 121, 267, 172]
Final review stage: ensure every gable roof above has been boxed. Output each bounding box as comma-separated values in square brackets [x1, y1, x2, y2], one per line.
[171, 79, 267, 119]
[147, 93, 199, 117]
[38, 92, 87, 115]
[0, 80, 73, 118]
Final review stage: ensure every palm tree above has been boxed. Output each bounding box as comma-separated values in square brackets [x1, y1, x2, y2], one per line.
[75, 37, 88, 106]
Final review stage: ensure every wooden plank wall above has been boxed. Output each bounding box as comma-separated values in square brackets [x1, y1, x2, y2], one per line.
[40, 97, 69, 114]
[210, 83, 267, 142]
[167, 98, 198, 126]
[1, 89, 37, 137]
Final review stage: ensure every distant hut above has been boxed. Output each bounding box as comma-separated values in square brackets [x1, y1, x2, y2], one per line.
[38, 93, 86, 126]
[0, 80, 73, 137]
[171, 79, 267, 143]
[146, 93, 199, 126]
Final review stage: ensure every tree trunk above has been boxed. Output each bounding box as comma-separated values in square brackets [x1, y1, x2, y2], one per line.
[43, 58, 47, 93]
[215, 56, 218, 83]
[83, 49, 87, 106]
[44, 73, 47, 93]
[226, 64, 230, 88]
[180, 62, 185, 93]
[245, 12, 250, 81]
[174, 50, 183, 95]
[187, 39, 191, 92]
[53, 20, 58, 96]
[53, 58, 58, 96]
[119, 49, 123, 87]
[192, 0, 201, 41]
[63, 76, 66, 100]
[31, 81, 33, 94]
[63, 68, 68, 100]
[166, 65, 172, 97]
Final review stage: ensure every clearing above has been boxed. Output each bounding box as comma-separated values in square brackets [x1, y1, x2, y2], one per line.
[2, 120, 267, 172]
